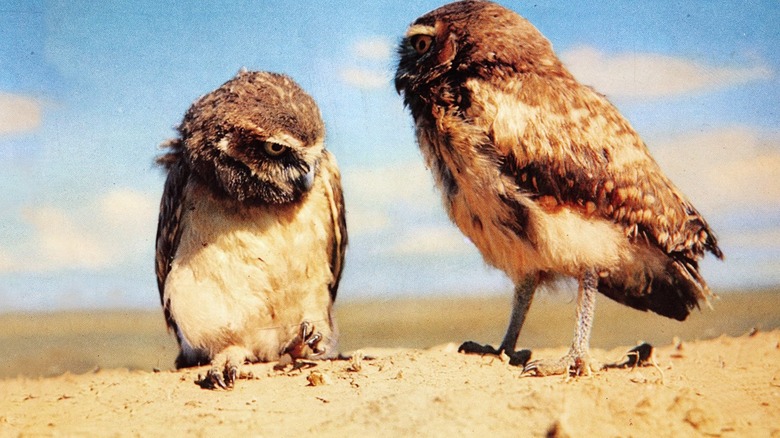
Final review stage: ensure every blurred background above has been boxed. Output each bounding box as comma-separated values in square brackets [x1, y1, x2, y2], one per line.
[0, 1, 778, 376]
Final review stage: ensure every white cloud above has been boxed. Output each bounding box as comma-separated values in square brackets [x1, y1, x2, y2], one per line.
[23, 206, 111, 270]
[339, 68, 388, 90]
[99, 188, 158, 235]
[561, 46, 773, 99]
[390, 226, 473, 256]
[0, 188, 159, 273]
[96, 188, 159, 257]
[651, 126, 780, 215]
[342, 160, 438, 209]
[0, 247, 16, 272]
[341, 161, 476, 257]
[339, 36, 394, 90]
[353, 37, 393, 61]
[342, 160, 442, 236]
[0, 92, 42, 135]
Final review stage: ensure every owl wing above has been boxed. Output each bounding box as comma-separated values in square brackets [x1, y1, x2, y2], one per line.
[319, 150, 348, 302]
[155, 142, 189, 331]
[496, 76, 722, 262]
[487, 77, 724, 319]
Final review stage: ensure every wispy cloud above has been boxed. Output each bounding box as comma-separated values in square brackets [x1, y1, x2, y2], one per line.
[343, 161, 437, 209]
[651, 126, 780, 215]
[0, 188, 158, 273]
[339, 68, 388, 90]
[561, 46, 773, 99]
[99, 188, 158, 237]
[339, 36, 393, 90]
[0, 92, 42, 135]
[352, 37, 393, 61]
[342, 160, 441, 236]
[23, 206, 112, 270]
[389, 226, 473, 256]
[341, 161, 476, 257]
[0, 247, 17, 272]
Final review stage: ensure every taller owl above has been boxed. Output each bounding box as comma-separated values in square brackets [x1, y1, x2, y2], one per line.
[395, 1, 722, 376]
[155, 70, 347, 389]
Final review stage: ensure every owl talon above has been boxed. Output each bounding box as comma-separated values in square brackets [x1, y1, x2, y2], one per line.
[301, 321, 325, 356]
[283, 321, 326, 358]
[604, 343, 654, 369]
[522, 352, 596, 377]
[506, 349, 532, 366]
[305, 332, 323, 354]
[458, 341, 501, 356]
[299, 320, 313, 339]
[226, 365, 239, 388]
[458, 341, 531, 367]
[204, 367, 228, 390]
[197, 363, 241, 390]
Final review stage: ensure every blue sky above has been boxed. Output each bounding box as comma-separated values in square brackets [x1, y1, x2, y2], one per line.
[0, 1, 778, 311]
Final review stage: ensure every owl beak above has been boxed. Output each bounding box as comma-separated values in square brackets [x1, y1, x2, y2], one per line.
[302, 166, 315, 191]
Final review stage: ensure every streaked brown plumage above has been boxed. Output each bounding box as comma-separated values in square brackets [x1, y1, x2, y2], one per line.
[395, 0, 722, 376]
[155, 70, 347, 388]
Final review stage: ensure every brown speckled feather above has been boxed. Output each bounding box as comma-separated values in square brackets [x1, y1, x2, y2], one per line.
[319, 150, 348, 301]
[155, 139, 187, 334]
[396, 0, 722, 321]
[494, 74, 722, 261]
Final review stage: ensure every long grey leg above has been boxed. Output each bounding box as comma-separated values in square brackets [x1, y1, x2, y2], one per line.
[459, 274, 536, 366]
[570, 269, 597, 358]
[523, 269, 598, 376]
[498, 275, 536, 353]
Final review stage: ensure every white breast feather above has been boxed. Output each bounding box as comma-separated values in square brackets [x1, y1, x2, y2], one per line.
[164, 178, 334, 362]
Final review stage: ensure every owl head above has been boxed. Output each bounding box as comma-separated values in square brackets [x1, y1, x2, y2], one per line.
[175, 70, 325, 205]
[395, 0, 566, 112]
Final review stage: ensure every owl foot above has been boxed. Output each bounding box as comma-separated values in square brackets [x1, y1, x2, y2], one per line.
[283, 321, 326, 359]
[195, 346, 251, 390]
[458, 341, 532, 367]
[199, 364, 239, 390]
[302, 323, 324, 355]
[604, 343, 654, 369]
[522, 351, 598, 377]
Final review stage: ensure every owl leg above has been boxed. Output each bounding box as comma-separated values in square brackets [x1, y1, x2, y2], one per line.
[458, 275, 536, 366]
[523, 269, 599, 377]
[202, 346, 251, 390]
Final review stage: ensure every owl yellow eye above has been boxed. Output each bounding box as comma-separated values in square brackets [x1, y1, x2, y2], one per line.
[410, 34, 433, 55]
[263, 141, 287, 157]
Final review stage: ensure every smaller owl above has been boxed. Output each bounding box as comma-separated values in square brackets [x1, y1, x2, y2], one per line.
[155, 70, 347, 389]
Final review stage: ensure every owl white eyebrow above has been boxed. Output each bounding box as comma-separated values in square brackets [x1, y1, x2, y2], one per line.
[405, 24, 435, 38]
[265, 132, 303, 149]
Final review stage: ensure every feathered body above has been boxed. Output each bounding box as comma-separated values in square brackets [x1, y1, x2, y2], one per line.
[155, 71, 346, 387]
[395, 0, 722, 375]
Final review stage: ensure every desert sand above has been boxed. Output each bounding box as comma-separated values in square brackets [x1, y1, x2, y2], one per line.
[0, 331, 778, 436]
[1, 292, 779, 436]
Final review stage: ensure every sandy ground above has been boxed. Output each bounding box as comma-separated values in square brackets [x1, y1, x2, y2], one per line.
[1, 329, 778, 437]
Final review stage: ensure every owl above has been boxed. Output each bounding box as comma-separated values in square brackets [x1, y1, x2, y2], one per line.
[155, 70, 347, 389]
[395, 1, 722, 376]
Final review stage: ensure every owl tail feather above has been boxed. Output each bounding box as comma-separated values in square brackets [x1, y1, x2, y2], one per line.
[597, 256, 712, 321]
